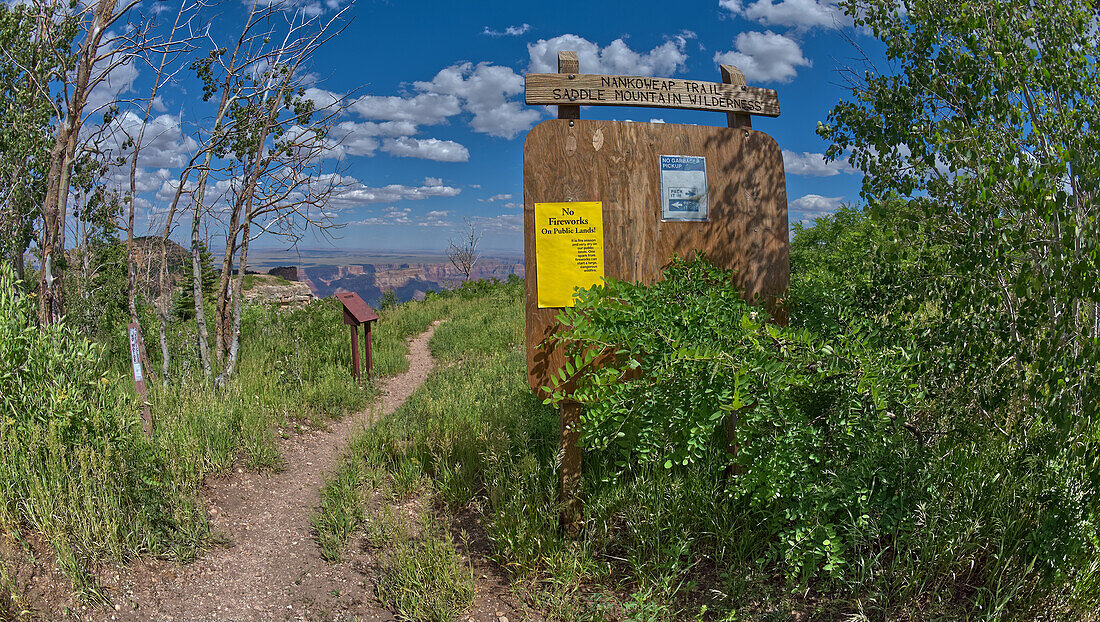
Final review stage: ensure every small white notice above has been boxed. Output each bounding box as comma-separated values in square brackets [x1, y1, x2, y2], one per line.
[659, 155, 709, 222]
[128, 325, 144, 383]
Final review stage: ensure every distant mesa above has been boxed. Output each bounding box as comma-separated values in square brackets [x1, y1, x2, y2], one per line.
[268, 266, 300, 282]
[267, 259, 524, 307]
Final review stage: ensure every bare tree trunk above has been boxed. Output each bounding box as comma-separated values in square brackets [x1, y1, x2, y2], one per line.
[38, 133, 75, 325]
[158, 300, 171, 381]
[191, 205, 212, 378]
[157, 236, 172, 385]
[222, 217, 251, 380]
[36, 0, 124, 327]
[127, 3, 193, 389]
[191, 79, 244, 379]
[214, 196, 245, 363]
[156, 158, 199, 383]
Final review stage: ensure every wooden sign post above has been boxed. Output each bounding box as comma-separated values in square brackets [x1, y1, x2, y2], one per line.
[523, 52, 790, 531]
[336, 292, 379, 382]
[127, 323, 153, 435]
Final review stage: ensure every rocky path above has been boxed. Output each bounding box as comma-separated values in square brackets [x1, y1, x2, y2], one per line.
[108, 322, 443, 621]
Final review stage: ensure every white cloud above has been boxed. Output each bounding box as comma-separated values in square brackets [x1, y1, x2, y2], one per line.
[320, 60, 541, 142]
[527, 33, 691, 76]
[324, 121, 382, 157]
[252, 0, 346, 17]
[719, 0, 848, 30]
[477, 213, 523, 232]
[349, 92, 461, 125]
[156, 177, 192, 203]
[420, 210, 451, 227]
[788, 193, 843, 224]
[483, 23, 531, 36]
[381, 137, 470, 162]
[347, 206, 413, 226]
[501, 201, 522, 209]
[414, 62, 540, 139]
[290, 118, 423, 160]
[100, 111, 198, 169]
[782, 150, 856, 176]
[303, 87, 343, 111]
[86, 44, 140, 113]
[487, 193, 512, 201]
[104, 165, 171, 198]
[325, 174, 461, 210]
[650, 118, 666, 123]
[713, 31, 810, 83]
[347, 206, 453, 227]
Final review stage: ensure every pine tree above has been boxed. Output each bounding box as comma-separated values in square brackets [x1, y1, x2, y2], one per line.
[174, 241, 216, 321]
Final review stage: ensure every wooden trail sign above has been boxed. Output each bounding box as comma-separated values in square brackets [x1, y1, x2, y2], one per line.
[523, 52, 790, 530]
[336, 292, 379, 382]
[525, 73, 780, 117]
[128, 323, 153, 434]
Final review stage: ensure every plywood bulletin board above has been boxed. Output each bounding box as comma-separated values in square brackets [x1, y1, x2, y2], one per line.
[523, 118, 789, 394]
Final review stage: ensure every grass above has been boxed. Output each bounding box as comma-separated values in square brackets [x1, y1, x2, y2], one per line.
[375, 512, 476, 622]
[6, 254, 1092, 620]
[240, 273, 291, 290]
[146, 293, 460, 479]
[313, 276, 1097, 622]
[0, 260, 460, 610]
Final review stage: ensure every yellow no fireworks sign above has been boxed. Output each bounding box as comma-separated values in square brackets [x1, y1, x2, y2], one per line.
[534, 201, 605, 308]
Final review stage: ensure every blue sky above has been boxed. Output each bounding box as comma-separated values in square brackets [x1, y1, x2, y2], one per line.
[115, 0, 880, 254]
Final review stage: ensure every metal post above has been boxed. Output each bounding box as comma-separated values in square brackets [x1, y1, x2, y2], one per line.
[350, 324, 360, 382]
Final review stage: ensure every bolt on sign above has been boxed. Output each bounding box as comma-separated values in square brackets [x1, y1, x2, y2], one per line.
[523, 51, 790, 529]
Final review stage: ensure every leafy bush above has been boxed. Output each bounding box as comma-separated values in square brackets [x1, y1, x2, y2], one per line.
[546, 256, 922, 584]
[790, 206, 1100, 617]
[0, 264, 206, 598]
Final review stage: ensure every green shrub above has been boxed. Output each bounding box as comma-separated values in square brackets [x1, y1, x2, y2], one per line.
[0, 264, 207, 599]
[547, 257, 920, 585]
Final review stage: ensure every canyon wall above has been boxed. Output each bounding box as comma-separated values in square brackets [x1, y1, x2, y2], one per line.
[269, 259, 524, 306]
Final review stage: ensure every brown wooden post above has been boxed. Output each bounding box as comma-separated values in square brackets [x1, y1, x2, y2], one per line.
[560, 400, 583, 532]
[557, 51, 580, 120]
[128, 323, 153, 435]
[557, 49, 583, 534]
[350, 324, 360, 382]
[721, 63, 751, 474]
[337, 292, 378, 384]
[364, 322, 373, 378]
[720, 64, 753, 130]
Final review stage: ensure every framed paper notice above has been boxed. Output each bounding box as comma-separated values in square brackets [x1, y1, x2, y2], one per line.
[659, 155, 709, 221]
[534, 201, 605, 308]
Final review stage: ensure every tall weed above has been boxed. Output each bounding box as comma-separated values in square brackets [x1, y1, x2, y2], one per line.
[0, 265, 206, 599]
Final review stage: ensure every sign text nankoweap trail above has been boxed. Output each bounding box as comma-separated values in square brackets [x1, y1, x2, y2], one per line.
[522, 52, 791, 529]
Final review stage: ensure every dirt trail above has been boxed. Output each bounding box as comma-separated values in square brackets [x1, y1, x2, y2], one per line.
[108, 322, 443, 621]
